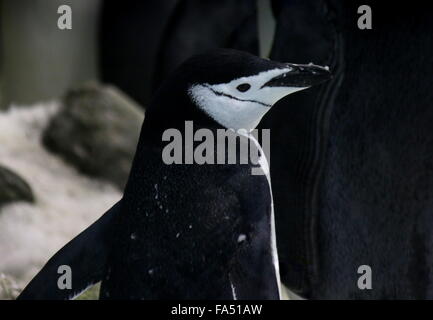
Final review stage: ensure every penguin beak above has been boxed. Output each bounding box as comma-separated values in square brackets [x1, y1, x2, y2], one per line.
[263, 63, 331, 88]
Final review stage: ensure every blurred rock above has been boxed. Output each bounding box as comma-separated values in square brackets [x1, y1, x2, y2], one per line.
[0, 166, 34, 207]
[43, 84, 144, 190]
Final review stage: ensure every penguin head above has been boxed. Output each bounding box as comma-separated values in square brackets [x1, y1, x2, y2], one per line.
[148, 49, 331, 132]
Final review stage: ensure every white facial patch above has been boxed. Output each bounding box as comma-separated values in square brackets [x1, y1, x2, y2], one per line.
[188, 68, 307, 131]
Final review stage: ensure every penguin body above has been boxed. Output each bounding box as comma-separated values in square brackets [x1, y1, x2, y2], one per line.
[18, 49, 330, 300]
[101, 140, 278, 299]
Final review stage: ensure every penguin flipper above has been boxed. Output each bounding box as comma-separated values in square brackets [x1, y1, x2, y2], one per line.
[17, 200, 122, 300]
[229, 174, 280, 300]
[229, 219, 281, 300]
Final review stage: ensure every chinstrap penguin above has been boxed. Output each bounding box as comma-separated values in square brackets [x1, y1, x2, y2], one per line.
[18, 49, 330, 300]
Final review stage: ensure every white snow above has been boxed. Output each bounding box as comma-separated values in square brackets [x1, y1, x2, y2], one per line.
[0, 103, 121, 289]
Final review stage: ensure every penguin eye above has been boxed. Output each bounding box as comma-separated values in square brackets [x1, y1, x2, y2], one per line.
[236, 83, 251, 92]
